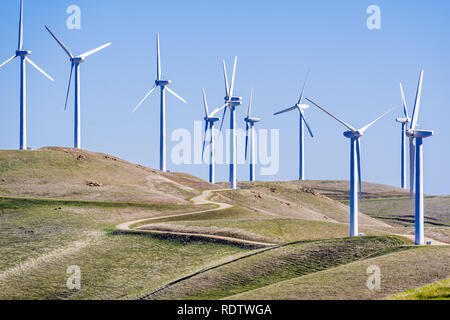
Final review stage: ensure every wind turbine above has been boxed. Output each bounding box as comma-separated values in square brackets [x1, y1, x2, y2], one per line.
[45, 26, 111, 149]
[0, 0, 54, 150]
[274, 71, 314, 180]
[133, 33, 186, 172]
[216, 57, 242, 189]
[244, 89, 260, 182]
[396, 83, 411, 189]
[405, 70, 433, 246]
[306, 97, 394, 237]
[201, 89, 221, 184]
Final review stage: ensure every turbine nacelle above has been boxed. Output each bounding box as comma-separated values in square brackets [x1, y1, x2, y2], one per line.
[297, 103, 310, 110]
[71, 57, 85, 64]
[227, 96, 242, 107]
[156, 79, 172, 86]
[344, 130, 363, 139]
[245, 117, 261, 124]
[396, 117, 410, 124]
[15, 50, 31, 57]
[406, 129, 434, 139]
[205, 117, 220, 123]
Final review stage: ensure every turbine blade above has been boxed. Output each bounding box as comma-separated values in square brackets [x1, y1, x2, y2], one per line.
[359, 107, 396, 133]
[229, 57, 237, 98]
[245, 122, 249, 161]
[202, 88, 209, 117]
[0, 54, 17, 69]
[219, 107, 228, 132]
[209, 104, 227, 118]
[356, 138, 362, 201]
[299, 108, 314, 138]
[157, 33, 161, 81]
[409, 137, 415, 199]
[247, 88, 253, 117]
[399, 82, 409, 119]
[222, 59, 229, 97]
[64, 63, 74, 110]
[273, 106, 297, 116]
[45, 26, 74, 58]
[306, 98, 356, 132]
[202, 121, 208, 160]
[166, 87, 187, 104]
[18, 0, 24, 50]
[133, 85, 158, 112]
[410, 70, 424, 130]
[25, 57, 54, 81]
[79, 42, 111, 60]
[297, 67, 311, 105]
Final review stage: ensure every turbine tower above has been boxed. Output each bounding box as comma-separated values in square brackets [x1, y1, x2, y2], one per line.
[45, 26, 111, 149]
[274, 71, 314, 180]
[201, 89, 221, 184]
[0, 0, 54, 150]
[405, 70, 433, 246]
[133, 33, 186, 172]
[306, 98, 394, 237]
[244, 89, 260, 182]
[396, 83, 411, 189]
[217, 57, 242, 190]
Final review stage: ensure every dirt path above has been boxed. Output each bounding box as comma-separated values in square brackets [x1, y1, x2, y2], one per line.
[116, 189, 448, 248]
[115, 189, 277, 248]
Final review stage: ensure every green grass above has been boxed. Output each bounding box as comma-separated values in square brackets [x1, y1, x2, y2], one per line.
[168, 219, 388, 243]
[146, 236, 409, 300]
[356, 196, 450, 226]
[130, 206, 263, 229]
[0, 197, 218, 274]
[0, 232, 247, 300]
[387, 278, 450, 300]
[229, 246, 450, 300]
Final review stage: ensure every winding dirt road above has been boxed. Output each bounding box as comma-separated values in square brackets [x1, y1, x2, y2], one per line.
[115, 189, 277, 248]
[115, 189, 448, 247]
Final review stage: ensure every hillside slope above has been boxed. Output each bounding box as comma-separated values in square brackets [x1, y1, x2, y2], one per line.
[0, 147, 215, 204]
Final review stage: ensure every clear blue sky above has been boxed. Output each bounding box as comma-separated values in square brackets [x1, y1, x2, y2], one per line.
[0, 0, 449, 194]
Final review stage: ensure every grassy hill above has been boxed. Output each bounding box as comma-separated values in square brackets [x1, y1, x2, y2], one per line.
[0, 148, 448, 300]
[0, 147, 215, 204]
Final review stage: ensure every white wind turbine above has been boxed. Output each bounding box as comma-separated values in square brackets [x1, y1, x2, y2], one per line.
[45, 26, 111, 149]
[396, 83, 411, 190]
[133, 33, 186, 172]
[405, 70, 433, 245]
[0, 0, 54, 150]
[216, 57, 242, 190]
[306, 98, 395, 237]
[244, 89, 260, 182]
[201, 89, 221, 184]
[274, 71, 314, 180]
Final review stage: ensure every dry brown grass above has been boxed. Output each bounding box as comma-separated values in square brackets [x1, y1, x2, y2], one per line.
[0, 148, 214, 204]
